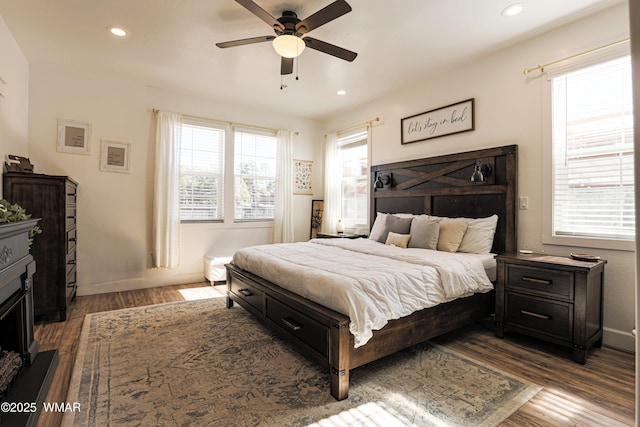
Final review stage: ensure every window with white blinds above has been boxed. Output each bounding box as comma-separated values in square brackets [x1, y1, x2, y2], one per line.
[550, 55, 634, 241]
[338, 129, 369, 228]
[234, 129, 277, 221]
[179, 119, 225, 221]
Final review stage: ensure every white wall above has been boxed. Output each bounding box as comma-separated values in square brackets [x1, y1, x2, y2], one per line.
[322, 4, 634, 352]
[26, 67, 322, 295]
[0, 13, 29, 191]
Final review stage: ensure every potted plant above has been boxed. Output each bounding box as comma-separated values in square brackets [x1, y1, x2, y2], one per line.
[0, 199, 42, 246]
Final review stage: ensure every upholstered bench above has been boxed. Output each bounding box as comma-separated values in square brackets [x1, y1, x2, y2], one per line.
[204, 253, 232, 285]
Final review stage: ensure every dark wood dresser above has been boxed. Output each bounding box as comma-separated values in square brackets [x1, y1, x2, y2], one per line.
[494, 252, 606, 363]
[3, 173, 78, 321]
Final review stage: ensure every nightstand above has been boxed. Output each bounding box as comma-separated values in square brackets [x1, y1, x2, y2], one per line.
[494, 253, 606, 364]
[315, 232, 366, 239]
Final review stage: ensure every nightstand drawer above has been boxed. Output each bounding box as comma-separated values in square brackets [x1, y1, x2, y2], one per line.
[506, 264, 572, 298]
[506, 293, 572, 341]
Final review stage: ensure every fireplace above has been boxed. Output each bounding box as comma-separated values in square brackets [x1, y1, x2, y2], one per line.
[0, 220, 58, 426]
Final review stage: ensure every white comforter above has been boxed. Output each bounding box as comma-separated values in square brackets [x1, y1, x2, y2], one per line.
[231, 238, 493, 347]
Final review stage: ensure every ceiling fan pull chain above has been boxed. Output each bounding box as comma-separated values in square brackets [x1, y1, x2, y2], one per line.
[296, 58, 299, 81]
[280, 75, 287, 90]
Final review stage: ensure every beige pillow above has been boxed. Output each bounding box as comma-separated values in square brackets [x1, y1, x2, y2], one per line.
[437, 218, 469, 252]
[385, 232, 411, 248]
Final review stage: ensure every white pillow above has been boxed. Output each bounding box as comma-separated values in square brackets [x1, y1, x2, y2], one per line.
[458, 215, 499, 254]
[368, 213, 388, 241]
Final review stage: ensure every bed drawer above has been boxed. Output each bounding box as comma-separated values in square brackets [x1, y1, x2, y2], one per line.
[506, 264, 572, 299]
[266, 297, 328, 356]
[505, 293, 572, 341]
[229, 277, 264, 313]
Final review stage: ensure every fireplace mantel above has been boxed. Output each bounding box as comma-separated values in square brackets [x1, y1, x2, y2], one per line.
[0, 219, 58, 426]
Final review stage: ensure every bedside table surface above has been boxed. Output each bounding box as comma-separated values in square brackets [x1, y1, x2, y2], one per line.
[496, 253, 606, 271]
[315, 232, 366, 239]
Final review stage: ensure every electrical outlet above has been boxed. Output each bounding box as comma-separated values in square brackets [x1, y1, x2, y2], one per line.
[519, 197, 529, 210]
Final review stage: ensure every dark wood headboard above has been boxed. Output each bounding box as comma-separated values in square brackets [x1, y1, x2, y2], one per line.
[370, 145, 517, 254]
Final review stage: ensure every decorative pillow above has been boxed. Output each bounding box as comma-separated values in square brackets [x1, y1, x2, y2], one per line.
[437, 218, 469, 252]
[370, 214, 412, 243]
[385, 232, 411, 248]
[457, 214, 499, 254]
[368, 213, 388, 241]
[408, 216, 441, 250]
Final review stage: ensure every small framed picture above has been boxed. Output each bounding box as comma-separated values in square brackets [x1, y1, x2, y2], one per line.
[57, 119, 91, 154]
[100, 139, 130, 173]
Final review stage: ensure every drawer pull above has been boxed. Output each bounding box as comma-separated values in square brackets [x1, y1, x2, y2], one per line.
[521, 276, 552, 285]
[68, 238, 77, 242]
[521, 309, 551, 320]
[281, 317, 302, 331]
[238, 288, 253, 297]
[68, 260, 76, 265]
[67, 215, 76, 219]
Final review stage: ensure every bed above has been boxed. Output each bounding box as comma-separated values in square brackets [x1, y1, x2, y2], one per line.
[226, 144, 517, 400]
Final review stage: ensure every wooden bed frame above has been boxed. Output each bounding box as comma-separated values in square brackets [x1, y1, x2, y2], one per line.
[226, 144, 517, 400]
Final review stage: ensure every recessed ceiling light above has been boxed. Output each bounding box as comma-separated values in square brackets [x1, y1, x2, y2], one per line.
[109, 27, 128, 37]
[501, 3, 524, 17]
[337, 90, 346, 96]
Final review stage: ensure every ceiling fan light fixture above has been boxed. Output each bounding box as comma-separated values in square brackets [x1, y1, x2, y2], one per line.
[272, 35, 305, 58]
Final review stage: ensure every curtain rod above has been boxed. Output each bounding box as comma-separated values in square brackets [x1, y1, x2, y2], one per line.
[152, 108, 299, 136]
[326, 116, 381, 138]
[523, 38, 630, 75]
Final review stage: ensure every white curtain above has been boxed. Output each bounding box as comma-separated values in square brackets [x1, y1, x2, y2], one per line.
[322, 132, 341, 234]
[152, 111, 182, 268]
[273, 130, 294, 243]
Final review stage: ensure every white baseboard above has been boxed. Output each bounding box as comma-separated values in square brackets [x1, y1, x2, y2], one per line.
[76, 273, 206, 296]
[603, 327, 635, 353]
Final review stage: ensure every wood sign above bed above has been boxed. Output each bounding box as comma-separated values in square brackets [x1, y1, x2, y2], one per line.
[371, 144, 517, 254]
[226, 144, 518, 401]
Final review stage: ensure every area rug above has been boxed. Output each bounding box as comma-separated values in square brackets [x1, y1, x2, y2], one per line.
[63, 297, 541, 427]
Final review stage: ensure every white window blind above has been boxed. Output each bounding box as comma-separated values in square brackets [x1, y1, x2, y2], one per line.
[179, 119, 225, 221]
[338, 129, 369, 228]
[550, 55, 634, 241]
[234, 129, 277, 221]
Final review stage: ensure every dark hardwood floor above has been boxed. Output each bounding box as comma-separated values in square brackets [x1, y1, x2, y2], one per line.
[34, 282, 634, 426]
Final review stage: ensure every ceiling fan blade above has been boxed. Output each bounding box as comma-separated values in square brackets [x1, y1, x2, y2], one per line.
[303, 37, 357, 62]
[281, 57, 294, 75]
[296, 0, 352, 34]
[235, 0, 284, 31]
[216, 35, 275, 48]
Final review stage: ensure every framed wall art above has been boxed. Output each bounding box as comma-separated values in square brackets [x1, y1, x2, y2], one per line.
[401, 98, 475, 144]
[294, 159, 313, 195]
[57, 119, 91, 154]
[100, 139, 130, 173]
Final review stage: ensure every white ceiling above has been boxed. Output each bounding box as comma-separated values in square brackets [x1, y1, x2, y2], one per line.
[0, 0, 625, 120]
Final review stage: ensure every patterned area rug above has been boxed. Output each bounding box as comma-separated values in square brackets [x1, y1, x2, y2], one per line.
[63, 297, 541, 426]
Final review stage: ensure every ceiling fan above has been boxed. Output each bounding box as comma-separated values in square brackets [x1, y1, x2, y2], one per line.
[216, 0, 358, 76]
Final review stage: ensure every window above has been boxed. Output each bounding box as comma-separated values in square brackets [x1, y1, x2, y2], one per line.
[179, 119, 225, 221]
[546, 54, 634, 246]
[337, 129, 369, 228]
[179, 120, 278, 223]
[234, 129, 277, 221]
